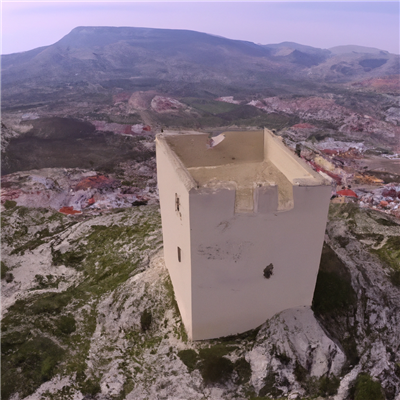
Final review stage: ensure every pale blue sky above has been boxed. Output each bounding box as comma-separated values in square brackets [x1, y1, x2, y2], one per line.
[1, 1, 399, 55]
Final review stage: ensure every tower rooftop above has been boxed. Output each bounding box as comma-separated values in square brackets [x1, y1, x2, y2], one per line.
[161, 129, 328, 212]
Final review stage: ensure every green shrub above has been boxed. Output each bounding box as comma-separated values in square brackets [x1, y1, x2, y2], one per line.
[258, 369, 283, 398]
[294, 361, 308, 383]
[275, 351, 291, 365]
[374, 217, 398, 227]
[318, 374, 340, 396]
[234, 357, 252, 384]
[34, 274, 46, 288]
[4, 200, 17, 210]
[5, 272, 14, 283]
[80, 378, 101, 395]
[336, 235, 350, 248]
[56, 314, 76, 335]
[31, 292, 72, 315]
[178, 349, 198, 372]
[52, 249, 85, 269]
[17, 206, 29, 217]
[293, 360, 340, 397]
[140, 309, 152, 332]
[199, 353, 234, 384]
[351, 373, 385, 400]
[197, 345, 235, 384]
[1, 261, 9, 279]
[1, 335, 64, 399]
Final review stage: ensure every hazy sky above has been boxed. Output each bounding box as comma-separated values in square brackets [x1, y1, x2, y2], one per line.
[1, 1, 399, 55]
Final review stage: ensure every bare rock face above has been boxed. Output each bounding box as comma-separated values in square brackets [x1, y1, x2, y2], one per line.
[248, 307, 346, 398]
[323, 207, 400, 400]
[150, 95, 188, 113]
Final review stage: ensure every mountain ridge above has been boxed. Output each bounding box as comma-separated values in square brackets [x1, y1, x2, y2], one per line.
[2, 26, 398, 108]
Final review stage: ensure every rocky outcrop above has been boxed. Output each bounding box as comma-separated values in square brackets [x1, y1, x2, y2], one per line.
[323, 206, 400, 400]
[248, 307, 346, 398]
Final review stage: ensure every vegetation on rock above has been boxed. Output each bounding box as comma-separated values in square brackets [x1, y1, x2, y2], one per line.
[350, 373, 385, 400]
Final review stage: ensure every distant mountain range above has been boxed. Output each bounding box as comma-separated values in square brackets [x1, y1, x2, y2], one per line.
[1, 27, 399, 107]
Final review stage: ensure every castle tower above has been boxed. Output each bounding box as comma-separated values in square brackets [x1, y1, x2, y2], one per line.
[156, 129, 331, 340]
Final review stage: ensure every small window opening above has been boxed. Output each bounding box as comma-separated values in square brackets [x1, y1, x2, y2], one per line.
[175, 193, 180, 212]
[177, 247, 182, 262]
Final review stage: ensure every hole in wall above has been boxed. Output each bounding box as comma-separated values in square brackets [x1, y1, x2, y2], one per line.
[263, 263, 273, 279]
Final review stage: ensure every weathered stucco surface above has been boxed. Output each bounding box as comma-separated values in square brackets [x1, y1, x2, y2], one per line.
[156, 129, 331, 340]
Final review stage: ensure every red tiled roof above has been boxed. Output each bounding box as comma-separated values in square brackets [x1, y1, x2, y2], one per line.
[59, 206, 82, 215]
[337, 189, 358, 198]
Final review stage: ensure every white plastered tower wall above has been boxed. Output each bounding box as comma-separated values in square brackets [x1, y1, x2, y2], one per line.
[156, 129, 331, 340]
[156, 137, 196, 338]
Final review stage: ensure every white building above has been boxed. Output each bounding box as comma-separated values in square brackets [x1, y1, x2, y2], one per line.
[156, 128, 331, 340]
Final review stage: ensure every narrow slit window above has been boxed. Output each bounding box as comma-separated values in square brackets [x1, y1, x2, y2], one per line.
[175, 193, 180, 212]
[177, 247, 182, 262]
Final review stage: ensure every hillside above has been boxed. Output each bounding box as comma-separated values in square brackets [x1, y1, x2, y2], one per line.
[2, 201, 400, 399]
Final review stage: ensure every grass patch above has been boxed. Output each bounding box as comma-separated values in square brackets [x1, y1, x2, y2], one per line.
[163, 275, 188, 341]
[17, 206, 30, 217]
[371, 236, 400, 273]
